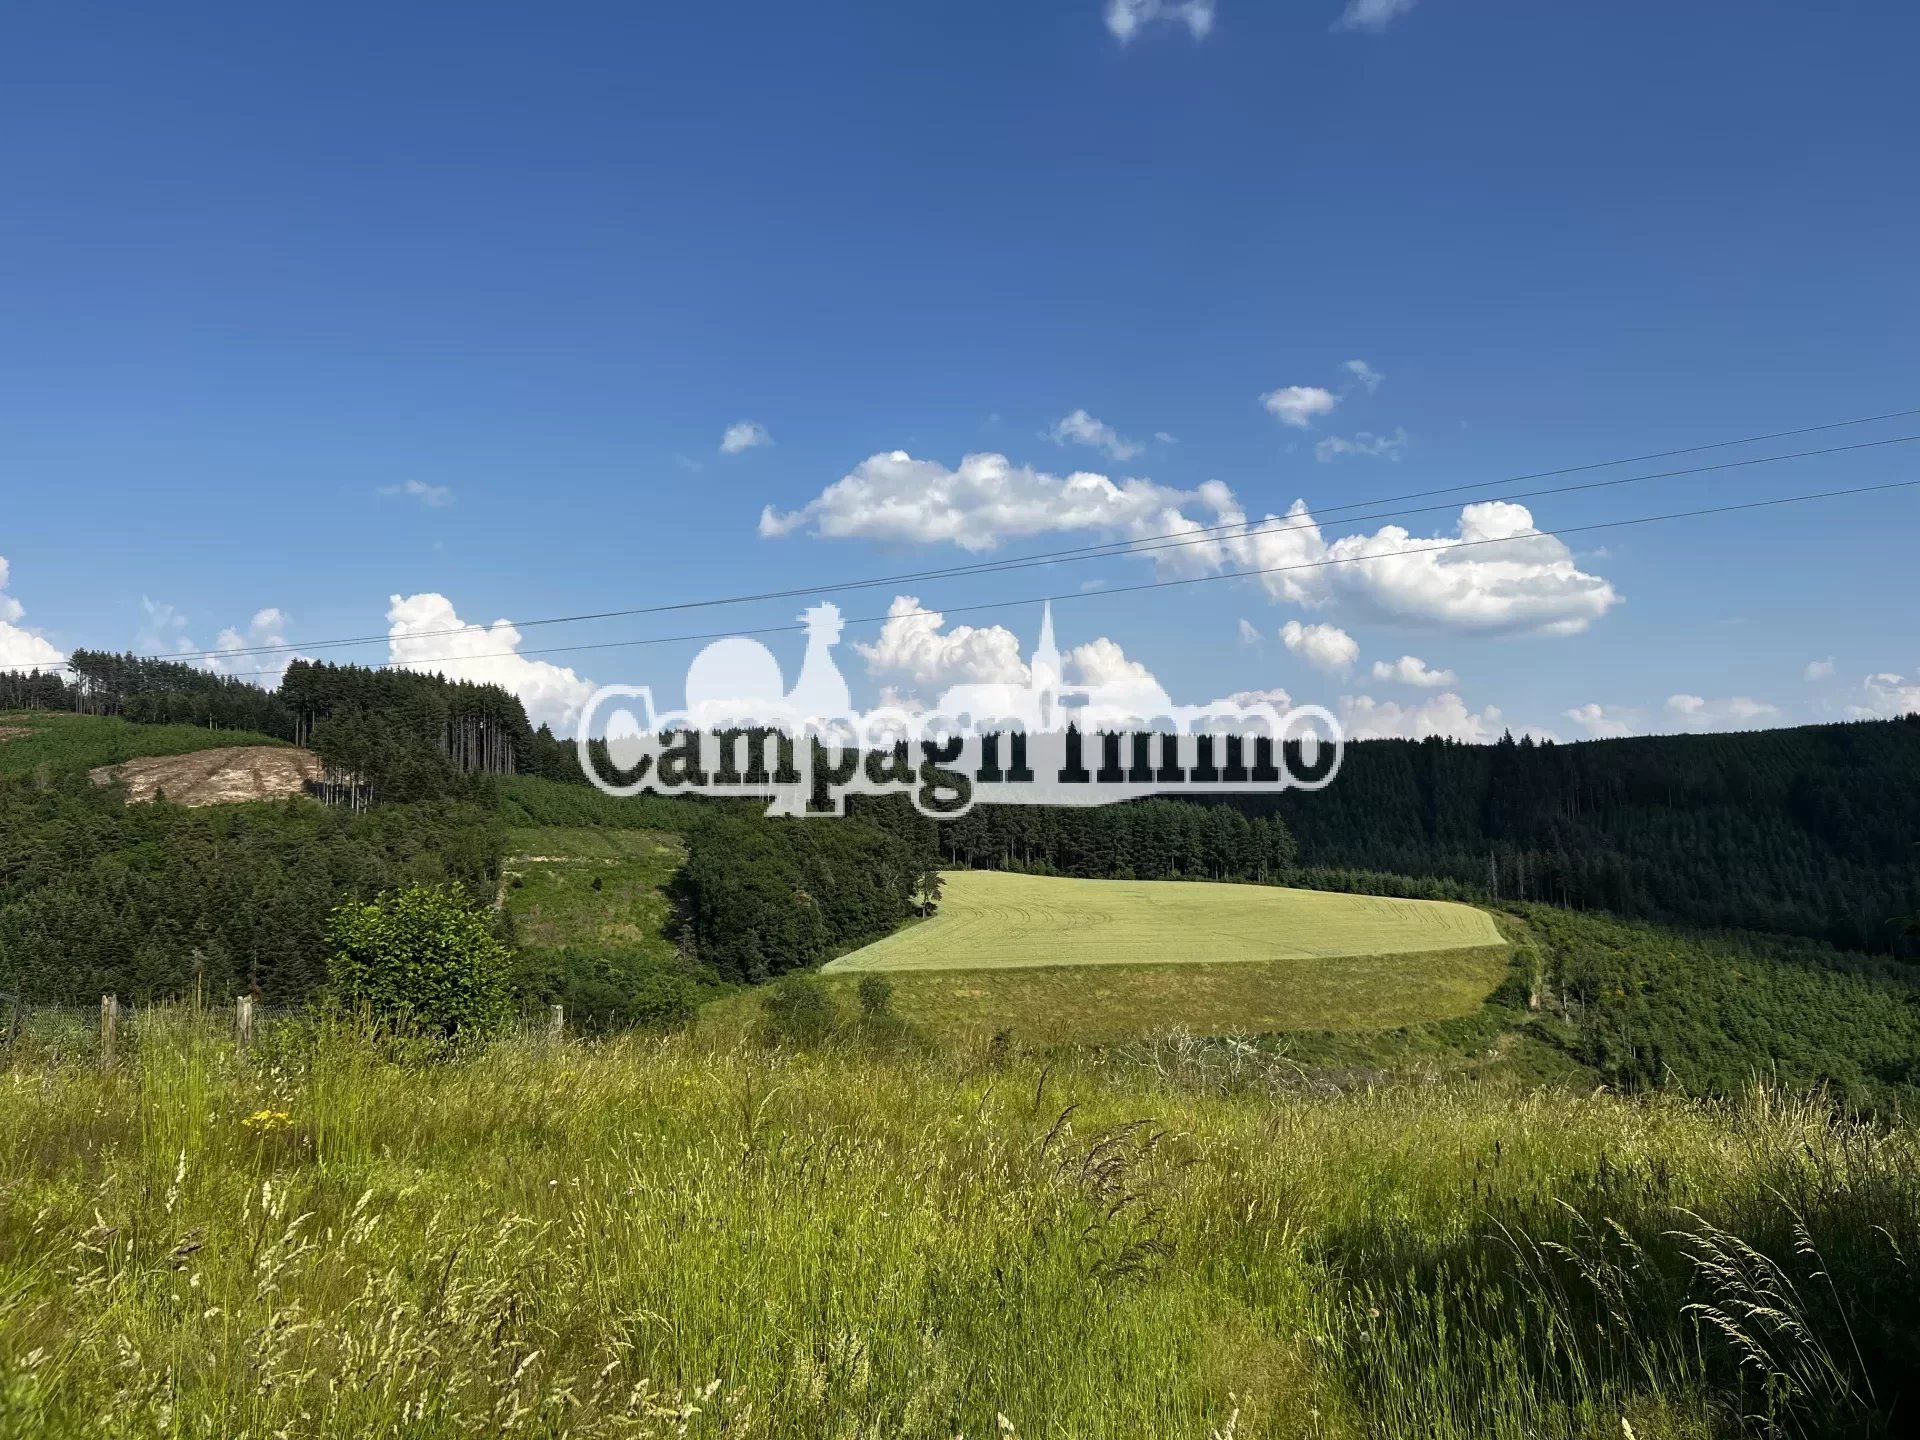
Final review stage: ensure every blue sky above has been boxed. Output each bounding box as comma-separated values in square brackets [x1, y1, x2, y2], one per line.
[2, 0, 1916, 738]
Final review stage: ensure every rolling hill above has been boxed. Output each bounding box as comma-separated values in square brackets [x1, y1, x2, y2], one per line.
[799, 870, 1517, 1043]
[824, 870, 1505, 972]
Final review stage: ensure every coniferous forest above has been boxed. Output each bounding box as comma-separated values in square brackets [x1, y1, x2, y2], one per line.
[1252, 719, 1920, 956]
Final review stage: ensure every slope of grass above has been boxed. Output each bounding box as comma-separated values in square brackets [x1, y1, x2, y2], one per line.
[801, 870, 1509, 1041]
[502, 825, 685, 961]
[1, 1018, 1914, 1437]
[794, 944, 1510, 1043]
[825, 869, 1505, 973]
[0, 711, 286, 779]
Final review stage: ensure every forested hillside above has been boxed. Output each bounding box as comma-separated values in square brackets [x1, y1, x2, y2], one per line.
[936, 796, 1297, 882]
[12, 656, 1914, 955]
[0, 775, 499, 1004]
[1526, 904, 1920, 1109]
[8, 656, 1919, 1073]
[497, 777, 940, 985]
[1251, 717, 1920, 955]
[2, 654, 548, 803]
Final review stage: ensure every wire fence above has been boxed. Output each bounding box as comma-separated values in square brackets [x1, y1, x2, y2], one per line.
[0, 993, 570, 1067]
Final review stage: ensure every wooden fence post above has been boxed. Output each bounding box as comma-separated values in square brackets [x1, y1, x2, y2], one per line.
[547, 1004, 565, 1041]
[100, 994, 120, 1069]
[235, 995, 256, 1053]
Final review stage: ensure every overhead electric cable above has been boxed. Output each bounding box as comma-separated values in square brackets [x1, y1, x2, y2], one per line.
[90, 414, 1920, 667]
[179, 473, 1920, 682]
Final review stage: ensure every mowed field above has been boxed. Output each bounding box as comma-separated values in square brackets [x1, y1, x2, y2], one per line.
[825, 870, 1504, 971]
[811, 871, 1512, 1042]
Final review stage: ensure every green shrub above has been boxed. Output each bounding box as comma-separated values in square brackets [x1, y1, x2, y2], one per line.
[852, 973, 918, 1052]
[760, 971, 840, 1046]
[856, 974, 894, 1020]
[512, 947, 699, 1033]
[325, 884, 512, 1038]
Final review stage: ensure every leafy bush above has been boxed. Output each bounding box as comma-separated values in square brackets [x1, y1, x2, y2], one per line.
[851, 972, 919, 1051]
[759, 972, 840, 1046]
[325, 884, 512, 1038]
[511, 947, 699, 1033]
[856, 974, 894, 1020]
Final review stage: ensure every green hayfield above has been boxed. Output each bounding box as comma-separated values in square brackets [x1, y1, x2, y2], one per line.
[0, 710, 286, 779]
[802, 871, 1515, 1042]
[824, 870, 1505, 973]
[801, 944, 1513, 1043]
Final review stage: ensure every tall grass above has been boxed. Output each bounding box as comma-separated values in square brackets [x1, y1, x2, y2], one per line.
[1, 1013, 1914, 1438]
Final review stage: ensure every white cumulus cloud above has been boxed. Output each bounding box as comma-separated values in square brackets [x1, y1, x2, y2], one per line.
[1236, 618, 1263, 646]
[1340, 692, 1504, 743]
[1847, 671, 1920, 719]
[1564, 702, 1637, 739]
[1343, 358, 1384, 393]
[1803, 657, 1835, 682]
[720, 420, 773, 455]
[1316, 428, 1408, 463]
[1105, 0, 1215, 42]
[763, 451, 1620, 635]
[125, 598, 302, 688]
[1371, 654, 1456, 688]
[135, 597, 196, 657]
[1664, 694, 1782, 732]
[853, 596, 1178, 715]
[1219, 685, 1293, 710]
[1261, 384, 1339, 428]
[1280, 620, 1358, 675]
[759, 450, 1195, 554]
[0, 556, 65, 670]
[1068, 636, 1155, 687]
[1336, 0, 1417, 32]
[854, 595, 1030, 691]
[1048, 408, 1143, 462]
[387, 593, 597, 735]
[208, 608, 303, 687]
[1314, 500, 1619, 635]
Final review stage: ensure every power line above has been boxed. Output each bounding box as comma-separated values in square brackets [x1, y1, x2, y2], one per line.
[178, 474, 1920, 682]
[93, 413, 1920, 666]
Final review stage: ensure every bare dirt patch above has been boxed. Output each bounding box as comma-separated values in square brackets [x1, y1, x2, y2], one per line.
[91, 746, 327, 806]
[0, 726, 32, 743]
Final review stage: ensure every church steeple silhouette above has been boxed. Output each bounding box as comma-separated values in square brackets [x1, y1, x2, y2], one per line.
[1031, 600, 1062, 729]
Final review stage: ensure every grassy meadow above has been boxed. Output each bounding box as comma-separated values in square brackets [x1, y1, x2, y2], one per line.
[733, 945, 1513, 1045]
[797, 870, 1511, 1042]
[1, 1014, 1915, 1439]
[503, 826, 687, 957]
[824, 871, 1506, 972]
